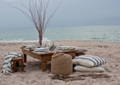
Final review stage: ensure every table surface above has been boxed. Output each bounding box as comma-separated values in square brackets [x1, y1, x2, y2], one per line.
[21, 47, 86, 60]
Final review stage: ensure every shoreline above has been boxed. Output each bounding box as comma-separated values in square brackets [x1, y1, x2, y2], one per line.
[0, 40, 120, 43]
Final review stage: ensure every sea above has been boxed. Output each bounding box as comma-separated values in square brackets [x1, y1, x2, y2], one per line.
[0, 25, 120, 42]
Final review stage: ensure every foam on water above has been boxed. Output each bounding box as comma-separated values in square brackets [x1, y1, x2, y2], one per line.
[0, 37, 50, 43]
[0, 39, 37, 43]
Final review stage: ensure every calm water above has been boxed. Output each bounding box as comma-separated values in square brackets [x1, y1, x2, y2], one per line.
[0, 25, 120, 42]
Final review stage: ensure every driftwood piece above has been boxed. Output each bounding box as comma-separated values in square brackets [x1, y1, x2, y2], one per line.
[50, 73, 111, 81]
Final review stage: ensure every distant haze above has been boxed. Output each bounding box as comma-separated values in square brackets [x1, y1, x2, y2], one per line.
[0, 0, 120, 29]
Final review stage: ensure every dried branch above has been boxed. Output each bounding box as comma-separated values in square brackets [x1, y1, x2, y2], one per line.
[4, 0, 61, 46]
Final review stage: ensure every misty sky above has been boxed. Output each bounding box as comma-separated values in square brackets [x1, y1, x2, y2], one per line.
[0, 0, 120, 29]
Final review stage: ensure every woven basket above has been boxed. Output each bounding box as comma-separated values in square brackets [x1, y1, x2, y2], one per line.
[51, 53, 73, 76]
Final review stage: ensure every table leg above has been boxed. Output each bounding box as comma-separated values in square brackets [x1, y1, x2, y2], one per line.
[23, 54, 27, 63]
[40, 61, 47, 72]
[12, 61, 17, 72]
[19, 59, 25, 72]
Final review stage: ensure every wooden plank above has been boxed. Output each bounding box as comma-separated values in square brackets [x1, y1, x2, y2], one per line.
[21, 47, 86, 71]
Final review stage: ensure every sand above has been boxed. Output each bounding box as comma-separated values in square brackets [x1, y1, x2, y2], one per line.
[0, 40, 120, 85]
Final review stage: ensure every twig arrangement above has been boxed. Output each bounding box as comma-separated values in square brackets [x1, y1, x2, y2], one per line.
[4, 0, 61, 46]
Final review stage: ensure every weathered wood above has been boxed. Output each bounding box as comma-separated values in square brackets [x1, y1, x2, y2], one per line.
[12, 57, 25, 72]
[21, 47, 86, 71]
[23, 54, 27, 63]
[40, 61, 47, 71]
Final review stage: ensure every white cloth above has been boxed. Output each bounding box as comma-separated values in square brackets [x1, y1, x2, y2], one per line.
[74, 65, 105, 72]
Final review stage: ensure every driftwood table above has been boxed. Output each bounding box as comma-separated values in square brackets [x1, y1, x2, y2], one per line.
[21, 47, 86, 71]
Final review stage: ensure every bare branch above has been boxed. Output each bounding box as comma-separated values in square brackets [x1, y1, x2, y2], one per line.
[4, 0, 61, 46]
[44, 0, 62, 31]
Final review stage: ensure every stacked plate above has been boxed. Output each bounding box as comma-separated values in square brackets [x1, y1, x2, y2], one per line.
[34, 47, 49, 52]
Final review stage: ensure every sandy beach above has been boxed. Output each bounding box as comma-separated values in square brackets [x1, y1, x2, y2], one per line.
[0, 40, 120, 85]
